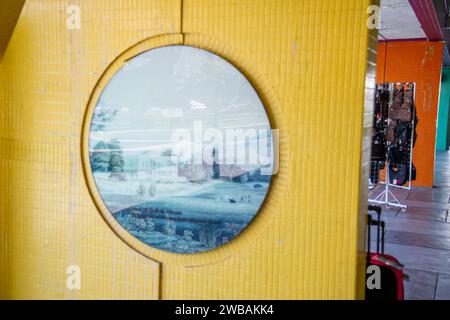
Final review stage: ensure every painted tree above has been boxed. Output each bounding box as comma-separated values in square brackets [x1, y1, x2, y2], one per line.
[137, 183, 146, 196]
[163, 221, 176, 236]
[108, 139, 124, 179]
[183, 229, 194, 241]
[91, 102, 118, 131]
[148, 184, 156, 197]
[90, 141, 110, 172]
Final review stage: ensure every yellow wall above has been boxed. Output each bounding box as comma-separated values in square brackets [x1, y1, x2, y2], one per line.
[0, 0, 376, 300]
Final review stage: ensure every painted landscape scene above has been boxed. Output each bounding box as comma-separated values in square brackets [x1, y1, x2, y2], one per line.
[89, 46, 274, 253]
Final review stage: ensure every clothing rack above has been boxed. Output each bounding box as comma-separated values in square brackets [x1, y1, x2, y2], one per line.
[369, 82, 416, 212]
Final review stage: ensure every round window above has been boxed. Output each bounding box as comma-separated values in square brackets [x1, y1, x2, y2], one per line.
[88, 46, 274, 254]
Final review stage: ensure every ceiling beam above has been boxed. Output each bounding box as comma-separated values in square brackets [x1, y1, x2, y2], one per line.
[433, 0, 450, 66]
[409, 0, 444, 41]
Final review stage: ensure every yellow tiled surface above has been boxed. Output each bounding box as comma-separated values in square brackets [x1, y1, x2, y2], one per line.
[1, 0, 376, 299]
[0, 0, 182, 300]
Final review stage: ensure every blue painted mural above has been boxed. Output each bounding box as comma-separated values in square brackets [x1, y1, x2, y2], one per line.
[89, 46, 274, 253]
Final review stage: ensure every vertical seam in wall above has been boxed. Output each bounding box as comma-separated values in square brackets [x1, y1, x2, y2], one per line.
[157, 0, 186, 300]
[181, 0, 185, 44]
[157, 263, 163, 300]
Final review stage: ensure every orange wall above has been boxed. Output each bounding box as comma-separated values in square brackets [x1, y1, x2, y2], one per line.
[377, 41, 444, 187]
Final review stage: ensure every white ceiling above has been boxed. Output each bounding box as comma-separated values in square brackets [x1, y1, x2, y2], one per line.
[379, 0, 426, 40]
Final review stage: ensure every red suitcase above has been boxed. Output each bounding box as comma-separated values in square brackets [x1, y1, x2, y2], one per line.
[366, 205, 407, 300]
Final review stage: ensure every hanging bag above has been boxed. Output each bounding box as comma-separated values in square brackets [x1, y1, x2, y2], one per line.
[386, 119, 397, 143]
[389, 85, 404, 120]
[398, 84, 413, 122]
[389, 163, 408, 186]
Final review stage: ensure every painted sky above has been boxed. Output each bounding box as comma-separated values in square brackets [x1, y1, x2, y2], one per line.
[90, 46, 271, 154]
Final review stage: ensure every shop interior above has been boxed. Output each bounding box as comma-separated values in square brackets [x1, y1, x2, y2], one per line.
[367, 0, 450, 300]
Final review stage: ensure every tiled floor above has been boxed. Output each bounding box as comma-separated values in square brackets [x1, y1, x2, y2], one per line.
[368, 151, 450, 300]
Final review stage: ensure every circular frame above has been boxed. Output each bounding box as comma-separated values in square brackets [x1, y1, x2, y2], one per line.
[81, 33, 289, 266]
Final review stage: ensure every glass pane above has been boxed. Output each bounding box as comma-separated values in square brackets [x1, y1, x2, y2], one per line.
[89, 46, 274, 254]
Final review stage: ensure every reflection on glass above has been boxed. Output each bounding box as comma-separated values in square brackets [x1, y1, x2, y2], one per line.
[89, 46, 273, 253]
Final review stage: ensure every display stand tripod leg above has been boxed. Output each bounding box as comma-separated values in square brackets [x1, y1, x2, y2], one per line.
[386, 188, 407, 211]
[369, 189, 388, 206]
[369, 182, 408, 211]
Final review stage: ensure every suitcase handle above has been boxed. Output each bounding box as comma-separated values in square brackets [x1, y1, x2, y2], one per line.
[367, 214, 372, 262]
[369, 219, 385, 254]
[368, 205, 382, 216]
[368, 205, 384, 254]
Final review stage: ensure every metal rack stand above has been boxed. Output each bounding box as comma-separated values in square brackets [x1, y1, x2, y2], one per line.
[369, 167, 408, 211]
[369, 82, 416, 212]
